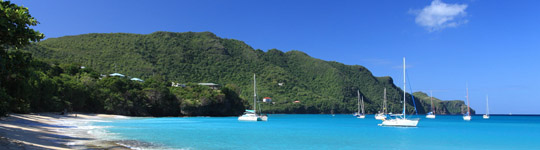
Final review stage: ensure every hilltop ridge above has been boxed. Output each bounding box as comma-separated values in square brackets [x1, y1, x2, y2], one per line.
[24, 31, 474, 114]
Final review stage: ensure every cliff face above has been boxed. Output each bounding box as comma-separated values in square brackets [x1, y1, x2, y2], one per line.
[24, 31, 472, 114]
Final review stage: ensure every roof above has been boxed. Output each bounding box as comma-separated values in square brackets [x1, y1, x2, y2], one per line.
[198, 83, 219, 86]
[131, 78, 144, 82]
[263, 97, 272, 99]
[109, 73, 125, 77]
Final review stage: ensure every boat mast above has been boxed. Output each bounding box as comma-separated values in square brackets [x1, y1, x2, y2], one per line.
[383, 88, 387, 114]
[486, 95, 489, 116]
[357, 90, 360, 114]
[361, 96, 365, 115]
[403, 57, 406, 118]
[253, 74, 257, 114]
[466, 84, 470, 116]
[430, 91, 434, 113]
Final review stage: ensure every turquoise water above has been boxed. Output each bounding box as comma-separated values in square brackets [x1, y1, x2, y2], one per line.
[94, 115, 540, 150]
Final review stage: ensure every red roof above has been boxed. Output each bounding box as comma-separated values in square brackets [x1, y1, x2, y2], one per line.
[263, 97, 272, 99]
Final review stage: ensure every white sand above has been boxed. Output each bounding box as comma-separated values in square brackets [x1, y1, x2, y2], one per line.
[0, 113, 130, 150]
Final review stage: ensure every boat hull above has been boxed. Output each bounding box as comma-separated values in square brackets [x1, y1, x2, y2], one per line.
[260, 115, 268, 121]
[238, 113, 265, 121]
[426, 114, 436, 119]
[463, 115, 471, 121]
[483, 115, 489, 119]
[380, 118, 419, 127]
[238, 116, 262, 121]
[357, 115, 365, 119]
[375, 114, 387, 120]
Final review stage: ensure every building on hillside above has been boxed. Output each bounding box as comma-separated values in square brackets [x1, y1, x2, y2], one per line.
[131, 78, 144, 82]
[198, 83, 220, 90]
[293, 100, 301, 103]
[262, 97, 272, 103]
[109, 73, 125, 77]
[171, 82, 186, 87]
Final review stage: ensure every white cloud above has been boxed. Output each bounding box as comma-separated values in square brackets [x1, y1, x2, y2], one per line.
[413, 0, 468, 31]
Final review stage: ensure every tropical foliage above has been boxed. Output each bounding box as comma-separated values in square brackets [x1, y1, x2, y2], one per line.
[1, 1, 471, 116]
[413, 92, 475, 115]
[23, 31, 473, 115]
[0, 1, 244, 117]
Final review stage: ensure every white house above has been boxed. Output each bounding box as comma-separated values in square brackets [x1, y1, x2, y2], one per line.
[109, 73, 125, 77]
[171, 82, 185, 87]
[198, 83, 220, 90]
[131, 78, 144, 82]
[263, 97, 272, 103]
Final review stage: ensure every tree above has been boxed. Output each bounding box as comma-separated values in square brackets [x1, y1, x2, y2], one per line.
[22, 31, 474, 115]
[0, 0, 44, 50]
[0, 0, 44, 116]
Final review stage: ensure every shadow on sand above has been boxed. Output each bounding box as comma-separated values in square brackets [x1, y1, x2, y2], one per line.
[0, 113, 92, 149]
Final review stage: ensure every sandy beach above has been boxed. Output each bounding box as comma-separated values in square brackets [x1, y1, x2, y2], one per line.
[0, 113, 131, 150]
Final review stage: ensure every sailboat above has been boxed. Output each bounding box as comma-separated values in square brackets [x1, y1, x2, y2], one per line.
[380, 57, 419, 127]
[375, 88, 387, 120]
[483, 95, 489, 119]
[354, 91, 360, 117]
[357, 90, 366, 119]
[463, 85, 471, 121]
[259, 100, 268, 121]
[426, 91, 436, 119]
[238, 74, 267, 121]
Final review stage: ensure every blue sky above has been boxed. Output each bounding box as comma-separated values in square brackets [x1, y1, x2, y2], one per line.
[12, 0, 540, 114]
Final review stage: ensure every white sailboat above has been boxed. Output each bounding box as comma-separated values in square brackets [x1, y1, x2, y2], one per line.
[375, 88, 387, 120]
[426, 91, 436, 119]
[238, 74, 267, 121]
[259, 102, 268, 121]
[354, 90, 360, 117]
[357, 90, 366, 119]
[463, 85, 471, 121]
[380, 57, 419, 127]
[483, 95, 489, 119]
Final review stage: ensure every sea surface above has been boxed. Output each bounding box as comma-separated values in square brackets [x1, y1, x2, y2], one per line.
[93, 114, 540, 150]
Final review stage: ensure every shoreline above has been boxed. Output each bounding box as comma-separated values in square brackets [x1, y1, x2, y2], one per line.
[0, 113, 132, 150]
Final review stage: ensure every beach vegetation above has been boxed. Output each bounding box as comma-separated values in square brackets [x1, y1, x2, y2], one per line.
[0, 2, 245, 117]
[0, 1, 473, 116]
[21, 31, 474, 115]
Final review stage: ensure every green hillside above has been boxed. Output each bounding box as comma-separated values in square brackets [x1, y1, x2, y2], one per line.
[24, 31, 473, 114]
[413, 92, 475, 115]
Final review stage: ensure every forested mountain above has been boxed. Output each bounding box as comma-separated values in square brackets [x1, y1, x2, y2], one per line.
[413, 92, 475, 115]
[1, 1, 246, 118]
[23, 31, 474, 114]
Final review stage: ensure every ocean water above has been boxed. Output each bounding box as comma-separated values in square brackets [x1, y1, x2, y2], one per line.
[93, 115, 540, 150]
